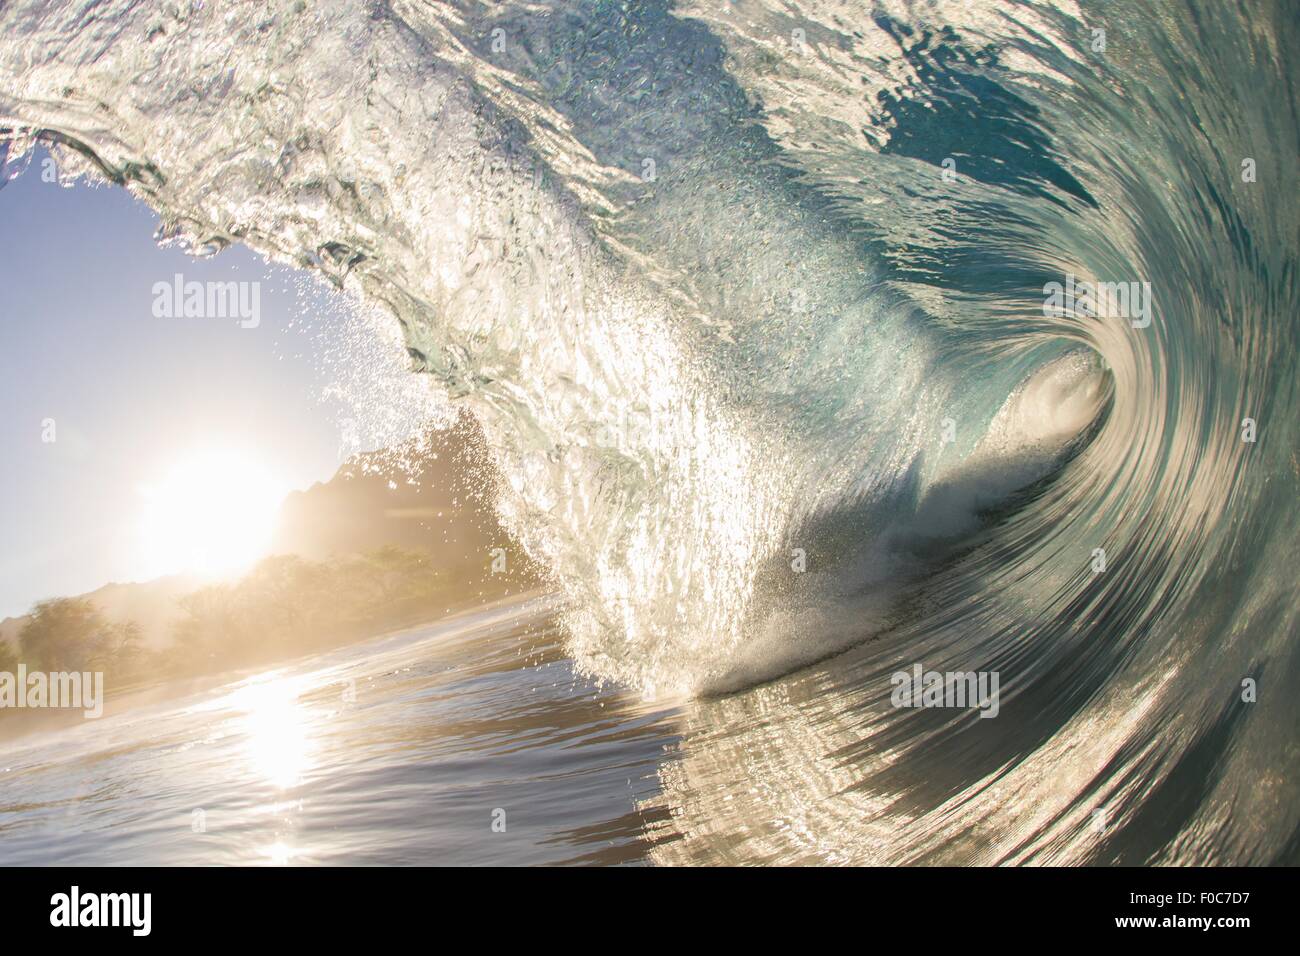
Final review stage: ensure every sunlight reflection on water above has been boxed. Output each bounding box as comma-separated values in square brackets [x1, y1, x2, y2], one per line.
[0, 598, 678, 865]
[226, 674, 315, 791]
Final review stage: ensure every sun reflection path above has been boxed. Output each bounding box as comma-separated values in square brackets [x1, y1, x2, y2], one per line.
[227, 675, 316, 791]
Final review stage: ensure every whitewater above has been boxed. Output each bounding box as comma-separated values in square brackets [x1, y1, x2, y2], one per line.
[1, 0, 1296, 864]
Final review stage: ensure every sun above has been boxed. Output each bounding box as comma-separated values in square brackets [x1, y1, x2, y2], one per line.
[137, 448, 288, 578]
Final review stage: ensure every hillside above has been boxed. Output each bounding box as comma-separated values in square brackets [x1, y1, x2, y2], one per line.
[1, 414, 540, 654]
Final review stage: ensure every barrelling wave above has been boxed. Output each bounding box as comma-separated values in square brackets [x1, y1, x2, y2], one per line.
[1, 0, 1296, 865]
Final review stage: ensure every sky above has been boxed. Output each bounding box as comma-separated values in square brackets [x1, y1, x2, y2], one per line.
[0, 148, 432, 618]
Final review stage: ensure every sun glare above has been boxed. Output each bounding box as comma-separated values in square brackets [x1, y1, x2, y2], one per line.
[229, 675, 315, 791]
[137, 448, 287, 579]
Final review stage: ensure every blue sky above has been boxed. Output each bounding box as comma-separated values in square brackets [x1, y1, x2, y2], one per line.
[0, 150, 369, 617]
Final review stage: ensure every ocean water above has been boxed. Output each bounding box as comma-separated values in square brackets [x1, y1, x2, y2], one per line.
[0, 595, 681, 866]
[1, 0, 1297, 864]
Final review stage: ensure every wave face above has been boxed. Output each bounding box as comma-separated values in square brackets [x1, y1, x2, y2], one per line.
[2, 0, 1297, 863]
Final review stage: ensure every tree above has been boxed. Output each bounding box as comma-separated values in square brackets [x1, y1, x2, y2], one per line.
[0, 640, 18, 674]
[92, 620, 142, 671]
[172, 585, 242, 670]
[18, 598, 112, 671]
[361, 546, 432, 604]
